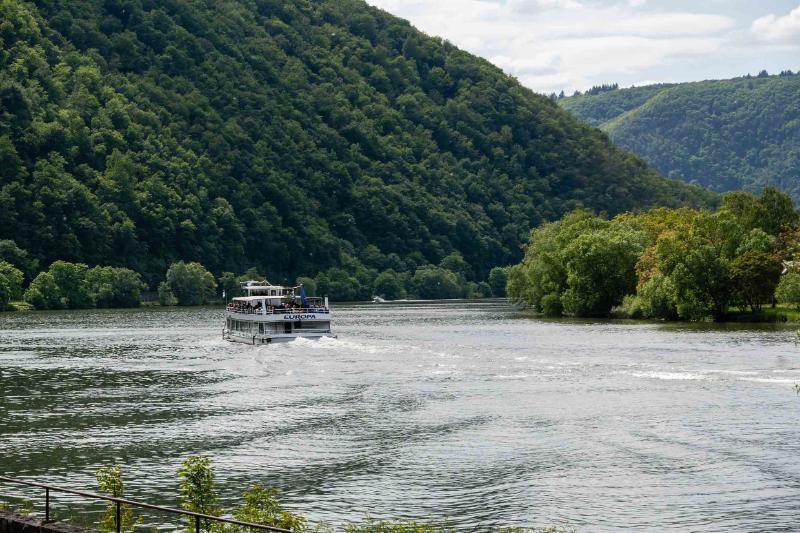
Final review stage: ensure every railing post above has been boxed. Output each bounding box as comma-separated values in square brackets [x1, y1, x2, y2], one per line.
[116, 500, 121, 533]
[195, 515, 200, 533]
[45, 487, 49, 522]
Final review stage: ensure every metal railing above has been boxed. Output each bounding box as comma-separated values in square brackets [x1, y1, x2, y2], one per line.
[225, 306, 330, 315]
[0, 476, 292, 533]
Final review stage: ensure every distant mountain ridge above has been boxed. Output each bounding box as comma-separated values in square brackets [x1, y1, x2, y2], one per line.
[0, 0, 711, 287]
[560, 73, 800, 199]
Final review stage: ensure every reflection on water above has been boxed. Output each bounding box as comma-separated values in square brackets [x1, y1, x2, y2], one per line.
[2, 301, 800, 531]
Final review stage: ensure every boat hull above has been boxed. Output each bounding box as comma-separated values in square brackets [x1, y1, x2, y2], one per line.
[224, 330, 337, 345]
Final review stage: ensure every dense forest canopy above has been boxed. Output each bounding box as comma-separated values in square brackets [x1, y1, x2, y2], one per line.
[560, 73, 800, 200]
[0, 0, 712, 290]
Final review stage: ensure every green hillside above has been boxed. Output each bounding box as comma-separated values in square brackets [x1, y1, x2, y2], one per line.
[0, 0, 711, 288]
[561, 74, 800, 199]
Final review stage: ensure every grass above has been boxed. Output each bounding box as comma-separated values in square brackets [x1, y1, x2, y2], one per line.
[725, 304, 800, 323]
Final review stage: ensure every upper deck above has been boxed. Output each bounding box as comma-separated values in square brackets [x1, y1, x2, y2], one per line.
[226, 280, 329, 321]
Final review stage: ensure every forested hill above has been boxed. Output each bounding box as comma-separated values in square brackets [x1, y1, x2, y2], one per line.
[560, 73, 800, 199]
[0, 0, 711, 287]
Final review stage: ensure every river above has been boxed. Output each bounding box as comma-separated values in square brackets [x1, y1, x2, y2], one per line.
[1, 300, 800, 531]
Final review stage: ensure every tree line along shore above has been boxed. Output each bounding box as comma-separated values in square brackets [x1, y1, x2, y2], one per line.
[4, 187, 800, 322]
[508, 187, 800, 322]
[0, 244, 510, 311]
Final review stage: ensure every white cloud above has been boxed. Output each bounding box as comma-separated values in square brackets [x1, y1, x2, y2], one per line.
[752, 4, 800, 43]
[367, 0, 800, 94]
[368, 0, 736, 93]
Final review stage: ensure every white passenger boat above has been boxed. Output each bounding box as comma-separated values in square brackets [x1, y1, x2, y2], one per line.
[223, 280, 335, 344]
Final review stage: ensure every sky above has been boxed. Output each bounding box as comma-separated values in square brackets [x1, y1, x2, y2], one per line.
[365, 0, 800, 94]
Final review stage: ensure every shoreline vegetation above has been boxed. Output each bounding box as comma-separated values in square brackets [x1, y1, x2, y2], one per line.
[0, 457, 573, 533]
[0, 247, 510, 312]
[508, 187, 800, 323]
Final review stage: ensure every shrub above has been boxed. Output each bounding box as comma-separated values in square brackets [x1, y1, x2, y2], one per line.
[158, 281, 177, 306]
[540, 293, 563, 317]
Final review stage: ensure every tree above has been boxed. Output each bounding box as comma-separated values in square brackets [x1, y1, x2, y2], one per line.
[86, 266, 147, 308]
[0, 261, 24, 302]
[231, 485, 307, 533]
[177, 457, 220, 533]
[165, 261, 217, 306]
[730, 251, 782, 311]
[776, 272, 800, 309]
[218, 272, 241, 300]
[96, 465, 138, 533]
[296, 276, 317, 296]
[439, 252, 471, 279]
[560, 227, 646, 316]
[0, 240, 37, 281]
[669, 246, 732, 321]
[412, 266, 462, 299]
[487, 267, 508, 297]
[373, 269, 405, 300]
[49, 261, 94, 309]
[316, 268, 361, 301]
[0, 275, 10, 311]
[158, 281, 177, 306]
[24, 272, 63, 309]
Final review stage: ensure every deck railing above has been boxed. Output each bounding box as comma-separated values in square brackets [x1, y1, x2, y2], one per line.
[0, 476, 293, 533]
[225, 306, 329, 315]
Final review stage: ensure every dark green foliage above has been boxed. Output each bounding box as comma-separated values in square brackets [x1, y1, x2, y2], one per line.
[0, 240, 38, 281]
[0, 0, 711, 290]
[561, 75, 800, 199]
[0, 273, 10, 311]
[373, 269, 406, 299]
[24, 272, 63, 309]
[561, 227, 646, 316]
[165, 261, 217, 306]
[85, 266, 146, 308]
[296, 276, 317, 297]
[487, 266, 508, 297]
[412, 266, 462, 299]
[730, 251, 782, 312]
[22, 260, 94, 309]
[315, 267, 362, 301]
[218, 272, 242, 299]
[158, 281, 177, 306]
[48, 260, 94, 309]
[539, 293, 562, 317]
[0, 261, 24, 303]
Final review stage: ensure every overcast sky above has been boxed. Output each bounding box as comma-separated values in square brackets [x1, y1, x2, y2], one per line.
[366, 0, 800, 94]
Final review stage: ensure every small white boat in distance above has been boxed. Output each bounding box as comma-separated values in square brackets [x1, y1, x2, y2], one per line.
[372, 295, 386, 303]
[224, 280, 335, 344]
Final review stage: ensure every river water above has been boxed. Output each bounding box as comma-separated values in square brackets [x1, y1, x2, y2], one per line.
[1, 300, 800, 531]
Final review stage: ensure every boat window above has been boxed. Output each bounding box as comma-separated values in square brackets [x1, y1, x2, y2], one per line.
[270, 290, 276, 296]
[284, 322, 291, 334]
[259, 323, 264, 334]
